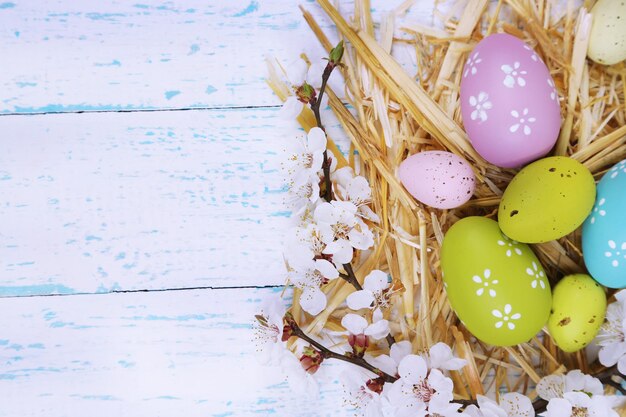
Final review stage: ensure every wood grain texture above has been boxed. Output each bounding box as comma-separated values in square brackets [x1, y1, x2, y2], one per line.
[0, 287, 353, 417]
[0, 1, 438, 415]
[0, 108, 346, 295]
[0, 0, 433, 114]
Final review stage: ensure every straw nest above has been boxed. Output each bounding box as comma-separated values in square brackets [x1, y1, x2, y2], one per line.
[267, 0, 626, 406]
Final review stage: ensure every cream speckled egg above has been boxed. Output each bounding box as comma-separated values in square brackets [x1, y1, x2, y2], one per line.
[588, 0, 626, 65]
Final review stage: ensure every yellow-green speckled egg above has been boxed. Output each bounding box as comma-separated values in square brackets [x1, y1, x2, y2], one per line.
[498, 157, 595, 243]
[547, 274, 606, 352]
[441, 216, 552, 346]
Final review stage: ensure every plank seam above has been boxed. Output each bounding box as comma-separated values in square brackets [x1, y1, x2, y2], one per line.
[0, 284, 284, 300]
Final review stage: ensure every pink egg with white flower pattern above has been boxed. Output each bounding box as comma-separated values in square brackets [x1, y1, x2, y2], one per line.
[460, 33, 561, 168]
[399, 151, 475, 209]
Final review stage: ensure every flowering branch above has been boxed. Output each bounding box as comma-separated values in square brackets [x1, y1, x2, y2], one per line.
[310, 41, 343, 202]
[284, 312, 397, 383]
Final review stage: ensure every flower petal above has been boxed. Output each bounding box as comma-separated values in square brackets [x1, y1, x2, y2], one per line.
[307, 127, 327, 151]
[390, 340, 413, 365]
[322, 239, 353, 264]
[536, 374, 565, 401]
[279, 96, 304, 120]
[300, 287, 326, 316]
[346, 290, 375, 311]
[342, 313, 368, 334]
[364, 270, 389, 292]
[365, 319, 390, 340]
[544, 398, 572, 417]
[500, 392, 534, 417]
[397, 355, 427, 385]
[314, 259, 339, 279]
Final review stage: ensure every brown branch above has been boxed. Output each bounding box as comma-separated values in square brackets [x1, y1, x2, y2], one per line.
[285, 313, 397, 383]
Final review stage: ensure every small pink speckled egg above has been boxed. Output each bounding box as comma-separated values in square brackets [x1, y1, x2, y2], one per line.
[399, 151, 475, 209]
[460, 33, 561, 168]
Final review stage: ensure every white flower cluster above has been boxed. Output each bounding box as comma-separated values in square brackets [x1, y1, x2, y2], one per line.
[536, 370, 625, 417]
[282, 127, 377, 315]
[596, 289, 626, 374]
[342, 342, 536, 417]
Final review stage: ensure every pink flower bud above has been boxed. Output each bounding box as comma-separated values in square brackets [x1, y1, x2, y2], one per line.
[348, 333, 369, 357]
[300, 346, 324, 374]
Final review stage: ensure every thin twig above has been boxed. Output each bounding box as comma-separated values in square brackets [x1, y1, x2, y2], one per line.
[286, 313, 397, 383]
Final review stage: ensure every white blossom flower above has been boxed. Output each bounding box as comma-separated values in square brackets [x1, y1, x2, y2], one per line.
[365, 340, 413, 377]
[289, 258, 340, 315]
[605, 240, 626, 268]
[346, 270, 390, 311]
[610, 160, 626, 179]
[342, 313, 390, 341]
[497, 235, 523, 257]
[464, 52, 482, 78]
[596, 290, 626, 374]
[469, 92, 492, 122]
[492, 304, 521, 330]
[462, 393, 534, 417]
[386, 354, 458, 417]
[526, 261, 546, 289]
[315, 200, 375, 259]
[472, 268, 499, 298]
[278, 60, 330, 119]
[425, 343, 466, 371]
[284, 127, 326, 191]
[501, 62, 527, 88]
[253, 299, 288, 365]
[280, 348, 320, 398]
[341, 369, 387, 417]
[537, 370, 625, 417]
[333, 167, 380, 223]
[509, 108, 536, 136]
[590, 198, 606, 224]
[284, 223, 333, 268]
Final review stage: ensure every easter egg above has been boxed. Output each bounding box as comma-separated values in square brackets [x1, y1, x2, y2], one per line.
[582, 159, 626, 288]
[587, 0, 626, 65]
[441, 216, 552, 346]
[460, 33, 561, 168]
[498, 156, 595, 243]
[398, 151, 475, 209]
[547, 274, 606, 352]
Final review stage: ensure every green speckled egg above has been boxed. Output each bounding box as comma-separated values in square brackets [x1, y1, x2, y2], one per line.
[498, 156, 596, 243]
[441, 216, 552, 346]
[547, 274, 606, 352]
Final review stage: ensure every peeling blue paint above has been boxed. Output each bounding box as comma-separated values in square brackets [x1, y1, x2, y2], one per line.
[188, 44, 200, 55]
[0, 284, 74, 296]
[164, 90, 181, 100]
[233, 1, 258, 17]
[95, 59, 121, 67]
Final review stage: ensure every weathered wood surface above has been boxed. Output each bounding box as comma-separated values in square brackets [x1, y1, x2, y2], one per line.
[0, 0, 433, 114]
[0, 0, 435, 415]
[0, 287, 352, 417]
[0, 108, 352, 295]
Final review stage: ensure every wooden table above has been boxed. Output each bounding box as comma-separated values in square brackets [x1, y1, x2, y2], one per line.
[0, 1, 432, 415]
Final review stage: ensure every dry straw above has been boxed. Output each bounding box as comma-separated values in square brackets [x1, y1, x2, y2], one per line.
[267, 0, 626, 406]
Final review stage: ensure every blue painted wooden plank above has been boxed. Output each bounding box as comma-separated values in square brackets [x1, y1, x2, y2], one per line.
[0, 287, 353, 416]
[0, 108, 346, 295]
[0, 0, 433, 114]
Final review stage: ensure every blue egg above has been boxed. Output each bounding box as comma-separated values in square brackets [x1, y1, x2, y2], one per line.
[582, 159, 626, 288]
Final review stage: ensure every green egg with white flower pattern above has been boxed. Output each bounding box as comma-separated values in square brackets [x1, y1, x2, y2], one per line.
[547, 274, 606, 352]
[441, 216, 552, 346]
